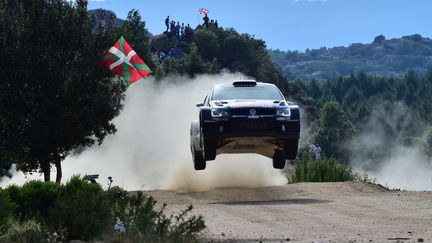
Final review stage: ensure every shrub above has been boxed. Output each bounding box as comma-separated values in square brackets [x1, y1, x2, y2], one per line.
[111, 191, 206, 242]
[5, 181, 61, 223]
[2, 177, 206, 242]
[168, 205, 206, 242]
[105, 186, 129, 221]
[290, 152, 357, 183]
[47, 176, 112, 241]
[0, 188, 16, 235]
[0, 220, 48, 243]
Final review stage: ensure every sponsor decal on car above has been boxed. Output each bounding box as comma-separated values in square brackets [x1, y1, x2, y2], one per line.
[228, 101, 275, 108]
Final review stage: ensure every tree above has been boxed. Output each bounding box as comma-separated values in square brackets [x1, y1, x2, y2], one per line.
[210, 58, 220, 74]
[193, 28, 220, 61]
[0, 0, 126, 182]
[314, 101, 356, 161]
[182, 43, 210, 76]
[121, 9, 156, 72]
[422, 126, 432, 158]
[0, 161, 12, 181]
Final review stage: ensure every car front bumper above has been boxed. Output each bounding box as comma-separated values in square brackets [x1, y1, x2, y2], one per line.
[202, 118, 300, 140]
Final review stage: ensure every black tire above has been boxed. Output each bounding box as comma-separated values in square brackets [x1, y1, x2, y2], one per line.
[285, 139, 299, 160]
[204, 140, 217, 161]
[193, 149, 206, 170]
[200, 126, 216, 161]
[273, 150, 286, 169]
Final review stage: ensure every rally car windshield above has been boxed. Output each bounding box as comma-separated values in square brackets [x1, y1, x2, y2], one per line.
[212, 85, 284, 101]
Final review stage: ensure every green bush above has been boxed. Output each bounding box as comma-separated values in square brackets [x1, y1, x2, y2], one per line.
[1, 177, 206, 242]
[290, 152, 357, 183]
[111, 191, 206, 242]
[47, 176, 112, 241]
[0, 220, 48, 243]
[169, 205, 206, 242]
[105, 186, 129, 221]
[0, 188, 16, 235]
[6, 181, 61, 223]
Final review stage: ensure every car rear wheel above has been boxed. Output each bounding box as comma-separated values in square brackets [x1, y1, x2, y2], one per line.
[285, 139, 299, 160]
[273, 150, 286, 169]
[200, 126, 216, 161]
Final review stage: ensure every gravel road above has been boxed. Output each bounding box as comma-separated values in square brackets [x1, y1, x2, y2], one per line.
[144, 182, 432, 242]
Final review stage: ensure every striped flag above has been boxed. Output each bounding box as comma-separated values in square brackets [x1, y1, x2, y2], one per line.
[100, 36, 151, 85]
[199, 8, 209, 15]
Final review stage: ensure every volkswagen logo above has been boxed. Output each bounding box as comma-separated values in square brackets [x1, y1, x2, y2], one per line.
[249, 109, 257, 116]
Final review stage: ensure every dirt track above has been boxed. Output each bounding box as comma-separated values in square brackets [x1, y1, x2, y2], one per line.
[145, 182, 432, 242]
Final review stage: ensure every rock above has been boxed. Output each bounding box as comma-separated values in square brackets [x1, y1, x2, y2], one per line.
[150, 33, 179, 53]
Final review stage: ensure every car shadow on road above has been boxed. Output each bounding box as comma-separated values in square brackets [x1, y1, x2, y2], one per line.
[210, 198, 332, 206]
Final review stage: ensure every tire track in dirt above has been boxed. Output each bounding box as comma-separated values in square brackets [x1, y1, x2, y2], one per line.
[144, 182, 432, 242]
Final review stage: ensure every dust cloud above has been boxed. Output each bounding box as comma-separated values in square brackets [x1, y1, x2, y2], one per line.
[363, 147, 432, 191]
[350, 102, 432, 191]
[1, 72, 287, 191]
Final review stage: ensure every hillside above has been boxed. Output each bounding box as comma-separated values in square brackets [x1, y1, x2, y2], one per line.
[88, 9, 124, 28]
[270, 34, 432, 81]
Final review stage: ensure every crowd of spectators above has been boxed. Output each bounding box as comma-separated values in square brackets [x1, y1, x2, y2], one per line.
[159, 13, 219, 61]
[164, 16, 194, 41]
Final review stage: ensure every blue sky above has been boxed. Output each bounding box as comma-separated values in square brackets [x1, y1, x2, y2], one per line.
[87, 0, 432, 51]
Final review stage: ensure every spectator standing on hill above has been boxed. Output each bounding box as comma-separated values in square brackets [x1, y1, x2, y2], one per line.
[181, 23, 185, 37]
[188, 24, 194, 39]
[203, 14, 209, 28]
[214, 20, 218, 28]
[159, 51, 166, 61]
[175, 22, 180, 37]
[315, 145, 322, 159]
[308, 144, 317, 160]
[184, 25, 190, 40]
[169, 47, 180, 59]
[165, 16, 169, 32]
[170, 21, 175, 34]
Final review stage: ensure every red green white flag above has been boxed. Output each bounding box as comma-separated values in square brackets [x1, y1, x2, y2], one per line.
[100, 36, 151, 85]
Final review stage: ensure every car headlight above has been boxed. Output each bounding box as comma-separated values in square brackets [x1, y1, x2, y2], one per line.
[211, 108, 229, 118]
[275, 108, 291, 117]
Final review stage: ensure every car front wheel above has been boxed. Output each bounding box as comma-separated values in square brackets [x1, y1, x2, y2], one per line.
[204, 139, 216, 161]
[193, 148, 206, 170]
[273, 150, 286, 169]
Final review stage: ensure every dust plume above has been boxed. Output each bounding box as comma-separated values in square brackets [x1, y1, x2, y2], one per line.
[363, 146, 432, 191]
[1, 72, 287, 191]
[350, 102, 432, 191]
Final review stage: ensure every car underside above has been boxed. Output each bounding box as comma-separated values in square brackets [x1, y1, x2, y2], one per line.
[190, 81, 300, 170]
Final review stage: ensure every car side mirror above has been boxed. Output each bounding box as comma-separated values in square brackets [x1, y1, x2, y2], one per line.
[196, 103, 204, 107]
